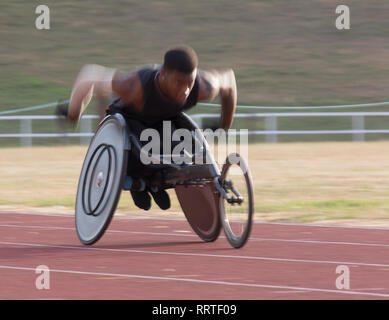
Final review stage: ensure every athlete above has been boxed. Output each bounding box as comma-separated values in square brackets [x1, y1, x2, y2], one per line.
[67, 45, 237, 211]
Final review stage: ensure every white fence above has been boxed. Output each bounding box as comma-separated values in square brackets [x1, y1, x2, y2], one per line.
[0, 115, 98, 146]
[192, 112, 389, 143]
[1, 112, 389, 146]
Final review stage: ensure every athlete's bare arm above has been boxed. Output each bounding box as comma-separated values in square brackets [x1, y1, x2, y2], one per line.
[68, 64, 236, 129]
[111, 70, 144, 110]
[197, 69, 237, 130]
[67, 64, 143, 122]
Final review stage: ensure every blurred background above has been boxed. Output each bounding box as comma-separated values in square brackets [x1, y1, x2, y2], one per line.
[1, 0, 389, 224]
[1, 0, 389, 143]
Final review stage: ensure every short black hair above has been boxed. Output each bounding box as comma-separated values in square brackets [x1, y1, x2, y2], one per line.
[163, 46, 198, 74]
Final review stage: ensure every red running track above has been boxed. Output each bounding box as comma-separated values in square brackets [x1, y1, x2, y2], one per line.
[1, 211, 389, 299]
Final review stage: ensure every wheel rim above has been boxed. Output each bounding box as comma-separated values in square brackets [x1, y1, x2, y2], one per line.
[220, 153, 253, 248]
[75, 116, 126, 245]
[81, 143, 116, 216]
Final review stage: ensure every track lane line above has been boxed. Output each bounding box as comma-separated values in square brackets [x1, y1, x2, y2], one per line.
[0, 264, 388, 298]
[1, 240, 389, 269]
[1, 223, 389, 249]
[2, 211, 389, 231]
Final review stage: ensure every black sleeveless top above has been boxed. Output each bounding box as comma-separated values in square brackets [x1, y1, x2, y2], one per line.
[108, 65, 199, 127]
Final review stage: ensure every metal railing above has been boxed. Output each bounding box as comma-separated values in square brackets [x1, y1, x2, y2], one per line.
[192, 112, 389, 143]
[1, 112, 389, 146]
[0, 115, 98, 146]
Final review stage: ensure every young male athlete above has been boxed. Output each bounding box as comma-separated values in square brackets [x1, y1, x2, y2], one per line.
[67, 45, 237, 211]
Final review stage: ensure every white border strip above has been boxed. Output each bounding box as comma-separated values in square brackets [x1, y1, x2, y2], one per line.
[2, 211, 389, 231]
[0, 264, 388, 298]
[1, 240, 389, 269]
[2, 223, 389, 249]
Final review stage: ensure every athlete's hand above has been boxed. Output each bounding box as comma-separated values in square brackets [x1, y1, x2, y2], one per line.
[55, 100, 77, 129]
[68, 64, 115, 123]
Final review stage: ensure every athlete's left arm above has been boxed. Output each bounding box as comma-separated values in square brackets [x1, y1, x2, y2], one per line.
[197, 69, 237, 130]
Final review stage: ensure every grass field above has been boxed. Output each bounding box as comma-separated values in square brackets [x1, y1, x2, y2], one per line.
[1, 1, 389, 109]
[2, 2, 389, 227]
[2, 1, 389, 147]
[1, 142, 389, 226]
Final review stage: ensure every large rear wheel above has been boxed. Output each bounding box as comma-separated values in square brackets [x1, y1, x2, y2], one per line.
[75, 115, 128, 245]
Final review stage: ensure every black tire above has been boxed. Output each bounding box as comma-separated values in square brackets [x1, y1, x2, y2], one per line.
[75, 114, 128, 245]
[219, 153, 254, 248]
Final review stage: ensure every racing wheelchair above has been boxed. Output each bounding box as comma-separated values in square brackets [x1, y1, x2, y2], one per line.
[75, 112, 254, 248]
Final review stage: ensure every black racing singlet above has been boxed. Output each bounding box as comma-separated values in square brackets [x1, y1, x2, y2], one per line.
[108, 64, 199, 127]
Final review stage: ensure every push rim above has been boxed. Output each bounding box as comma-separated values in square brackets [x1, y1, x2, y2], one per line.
[219, 153, 254, 248]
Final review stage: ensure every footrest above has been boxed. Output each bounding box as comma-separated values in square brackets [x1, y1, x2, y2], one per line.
[164, 164, 217, 184]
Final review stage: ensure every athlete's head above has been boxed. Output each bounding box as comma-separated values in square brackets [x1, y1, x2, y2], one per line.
[159, 45, 198, 105]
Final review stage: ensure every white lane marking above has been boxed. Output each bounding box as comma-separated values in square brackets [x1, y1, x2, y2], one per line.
[0, 224, 198, 236]
[272, 290, 309, 294]
[2, 211, 389, 231]
[0, 264, 389, 298]
[0, 224, 75, 231]
[1, 240, 389, 269]
[2, 224, 389, 249]
[351, 288, 387, 291]
[251, 237, 389, 248]
[0, 212, 71, 218]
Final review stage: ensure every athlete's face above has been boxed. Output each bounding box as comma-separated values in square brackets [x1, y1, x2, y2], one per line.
[160, 68, 197, 105]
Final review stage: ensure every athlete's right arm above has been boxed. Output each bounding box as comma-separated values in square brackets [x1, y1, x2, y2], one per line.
[67, 64, 142, 122]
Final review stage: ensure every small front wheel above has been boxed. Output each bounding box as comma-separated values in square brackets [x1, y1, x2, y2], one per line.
[218, 153, 254, 248]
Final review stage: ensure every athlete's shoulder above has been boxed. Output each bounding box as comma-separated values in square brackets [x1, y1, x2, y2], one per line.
[136, 64, 161, 84]
[196, 68, 236, 102]
[112, 69, 144, 109]
[138, 63, 161, 71]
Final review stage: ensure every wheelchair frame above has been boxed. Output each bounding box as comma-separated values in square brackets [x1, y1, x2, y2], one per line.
[75, 112, 253, 248]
